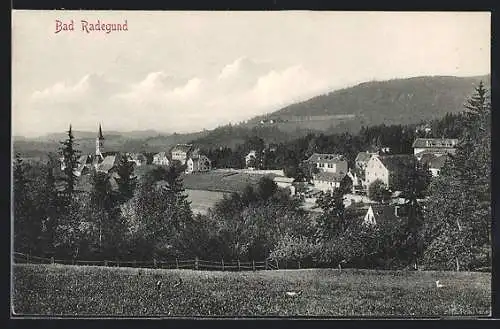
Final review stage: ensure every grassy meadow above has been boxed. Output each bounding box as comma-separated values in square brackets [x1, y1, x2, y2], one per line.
[185, 189, 229, 215]
[182, 170, 275, 193]
[12, 264, 490, 317]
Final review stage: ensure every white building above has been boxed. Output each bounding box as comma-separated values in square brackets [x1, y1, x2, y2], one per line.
[412, 138, 458, 160]
[273, 176, 296, 195]
[153, 152, 170, 166]
[186, 154, 212, 174]
[312, 172, 348, 193]
[171, 144, 195, 165]
[307, 153, 348, 174]
[245, 150, 258, 169]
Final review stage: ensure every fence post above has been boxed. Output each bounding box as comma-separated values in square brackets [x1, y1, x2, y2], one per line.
[238, 259, 241, 271]
[275, 259, 279, 270]
[222, 259, 225, 271]
[252, 260, 256, 271]
[27, 254, 31, 264]
[104, 260, 108, 267]
[117, 259, 120, 267]
[176, 258, 179, 269]
[195, 257, 199, 270]
[51, 257, 55, 264]
[298, 260, 301, 269]
[153, 258, 157, 269]
[265, 259, 268, 270]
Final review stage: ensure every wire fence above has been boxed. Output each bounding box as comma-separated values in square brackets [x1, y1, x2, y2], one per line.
[12, 252, 306, 272]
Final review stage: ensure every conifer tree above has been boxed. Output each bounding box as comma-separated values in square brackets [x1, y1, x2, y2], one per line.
[58, 124, 81, 207]
[13, 154, 30, 253]
[423, 82, 491, 271]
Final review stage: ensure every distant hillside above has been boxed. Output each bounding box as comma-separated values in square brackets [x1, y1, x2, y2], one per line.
[13, 130, 209, 158]
[189, 125, 315, 149]
[13, 75, 490, 157]
[249, 75, 490, 132]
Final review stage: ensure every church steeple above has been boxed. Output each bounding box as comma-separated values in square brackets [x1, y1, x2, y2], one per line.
[98, 123, 104, 140]
[96, 123, 104, 156]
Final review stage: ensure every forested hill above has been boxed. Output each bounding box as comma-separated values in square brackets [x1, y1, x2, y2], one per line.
[250, 75, 490, 127]
[189, 75, 490, 148]
[14, 75, 490, 156]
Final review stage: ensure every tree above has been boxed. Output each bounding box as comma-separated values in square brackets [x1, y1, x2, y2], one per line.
[423, 82, 491, 271]
[130, 165, 193, 259]
[368, 179, 391, 203]
[256, 176, 278, 201]
[115, 154, 137, 203]
[399, 160, 432, 268]
[40, 154, 60, 256]
[315, 188, 346, 241]
[13, 154, 34, 253]
[88, 170, 116, 255]
[58, 124, 81, 203]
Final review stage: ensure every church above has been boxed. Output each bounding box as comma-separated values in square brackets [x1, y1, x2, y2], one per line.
[62, 124, 124, 176]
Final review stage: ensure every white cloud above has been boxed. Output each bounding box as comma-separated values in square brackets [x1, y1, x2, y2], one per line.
[23, 58, 339, 134]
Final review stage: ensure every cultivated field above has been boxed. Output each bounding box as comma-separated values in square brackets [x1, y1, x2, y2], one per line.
[185, 189, 229, 215]
[12, 264, 491, 317]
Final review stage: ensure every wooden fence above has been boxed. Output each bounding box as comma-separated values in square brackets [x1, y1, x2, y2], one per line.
[12, 252, 297, 272]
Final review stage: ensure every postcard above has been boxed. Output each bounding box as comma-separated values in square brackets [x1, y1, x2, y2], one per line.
[11, 10, 491, 318]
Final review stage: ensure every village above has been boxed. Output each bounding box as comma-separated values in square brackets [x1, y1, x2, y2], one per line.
[64, 123, 459, 226]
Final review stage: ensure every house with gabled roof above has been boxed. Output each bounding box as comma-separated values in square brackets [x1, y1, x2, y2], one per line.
[128, 153, 147, 166]
[412, 138, 458, 160]
[420, 153, 449, 177]
[171, 144, 195, 165]
[346, 202, 409, 227]
[307, 153, 348, 174]
[312, 171, 349, 192]
[97, 154, 121, 173]
[364, 154, 414, 190]
[186, 153, 211, 174]
[153, 151, 170, 166]
[355, 151, 374, 170]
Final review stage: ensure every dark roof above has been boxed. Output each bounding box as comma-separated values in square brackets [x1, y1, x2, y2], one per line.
[97, 155, 120, 172]
[428, 154, 448, 169]
[129, 153, 147, 161]
[171, 144, 193, 153]
[348, 203, 407, 226]
[307, 153, 346, 164]
[412, 138, 458, 148]
[355, 152, 372, 163]
[101, 151, 119, 157]
[313, 171, 347, 182]
[419, 153, 436, 164]
[154, 152, 168, 158]
[378, 155, 414, 173]
[419, 153, 449, 169]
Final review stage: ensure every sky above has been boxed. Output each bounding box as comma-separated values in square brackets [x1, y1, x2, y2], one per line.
[12, 11, 490, 137]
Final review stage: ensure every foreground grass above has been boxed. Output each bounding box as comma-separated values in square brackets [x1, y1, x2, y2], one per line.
[12, 264, 491, 317]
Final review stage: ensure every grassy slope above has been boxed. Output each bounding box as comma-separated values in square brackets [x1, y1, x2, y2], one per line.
[185, 189, 229, 215]
[13, 264, 490, 317]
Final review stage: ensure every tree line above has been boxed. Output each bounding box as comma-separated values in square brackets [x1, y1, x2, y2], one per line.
[13, 83, 490, 271]
[200, 111, 466, 182]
